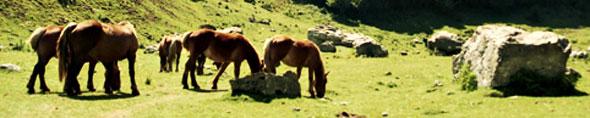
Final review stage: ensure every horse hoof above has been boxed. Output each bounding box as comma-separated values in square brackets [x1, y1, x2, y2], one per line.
[27, 89, 35, 94]
[132, 90, 140, 96]
[183, 86, 189, 89]
[211, 86, 218, 90]
[88, 88, 96, 92]
[41, 89, 51, 93]
[105, 90, 113, 95]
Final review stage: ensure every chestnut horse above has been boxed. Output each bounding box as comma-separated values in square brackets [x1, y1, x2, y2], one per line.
[263, 35, 329, 98]
[181, 29, 262, 89]
[159, 34, 182, 72]
[58, 20, 139, 96]
[26, 25, 99, 94]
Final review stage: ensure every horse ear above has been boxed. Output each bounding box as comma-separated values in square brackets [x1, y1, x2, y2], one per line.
[324, 71, 330, 76]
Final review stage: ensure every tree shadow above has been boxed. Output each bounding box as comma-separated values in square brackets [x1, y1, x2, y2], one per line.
[295, 0, 590, 34]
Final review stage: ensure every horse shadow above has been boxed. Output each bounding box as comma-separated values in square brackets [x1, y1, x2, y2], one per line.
[186, 88, 229, 93]
[56, 91, 138, 101]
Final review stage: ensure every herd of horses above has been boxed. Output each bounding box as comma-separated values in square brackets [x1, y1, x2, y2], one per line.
[26, 20, 329, 98]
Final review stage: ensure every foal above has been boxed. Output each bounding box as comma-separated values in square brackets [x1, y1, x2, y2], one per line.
[263, 35, 329, 98]
[159, 34, 182, 72]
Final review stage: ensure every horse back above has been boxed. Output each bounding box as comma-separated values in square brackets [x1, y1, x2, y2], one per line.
[91, 23, 138, 61]
[37, 26, 64, 57]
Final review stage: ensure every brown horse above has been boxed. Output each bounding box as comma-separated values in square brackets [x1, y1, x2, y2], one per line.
[263, 35, 329, 98]
[26, 25, 99, 94]
[159, 34, 182, 72]
[58, 20, 139, 96]
[181, 29, 262, 90]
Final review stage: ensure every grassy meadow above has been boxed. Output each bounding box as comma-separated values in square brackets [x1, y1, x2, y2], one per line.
[1, 0, 590, 117]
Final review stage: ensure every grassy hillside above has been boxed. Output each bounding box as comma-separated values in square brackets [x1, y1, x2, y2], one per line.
[1, 0, 590, 117]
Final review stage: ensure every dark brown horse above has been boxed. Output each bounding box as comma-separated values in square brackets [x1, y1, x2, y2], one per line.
[181, 29, 262, 90]
[26, 25, 99, 94]
[263, 35, 329, 98]
[58, 20, 139, 96]
[159, 34, 182, 72]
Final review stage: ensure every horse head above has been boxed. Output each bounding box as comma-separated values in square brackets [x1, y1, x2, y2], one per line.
[315, 71, 330, 98]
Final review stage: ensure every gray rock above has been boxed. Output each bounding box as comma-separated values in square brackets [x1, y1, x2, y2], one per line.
[570, 50, 588, 59]
[0, 63, 21, 72]
[453, 25, 572, 88]
[230, 71, 301, 97]
[425, 31, 463, 56]
[308, 25, 388, 57]
[143, 44, 158, 54]
[319, 41, 337, 52]
[219, 27, 243, 34]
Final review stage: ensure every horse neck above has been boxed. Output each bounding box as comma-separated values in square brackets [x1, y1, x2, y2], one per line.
[244, 44, 262, 73]
[314, 61, 326, 81]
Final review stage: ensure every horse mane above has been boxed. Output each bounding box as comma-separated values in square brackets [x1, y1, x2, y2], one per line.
[57, 22, 78, 82]
[28, 27, 47, 51]
[199, 24, 217, 30]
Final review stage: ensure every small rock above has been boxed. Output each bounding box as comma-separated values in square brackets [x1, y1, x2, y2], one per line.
[337, 111, 366, 118]
[570, 50, 588, 59]
[292, 107, 301, 112]
[258, 19, 271, 25]
[270, 28, 276, 32]
[446, 91, 455, 95]
[381, 112, 389, 117]
[319, 41, 337, 52]
[433, 80, 443, 87]
[143, 45, 158, 54]
[400, 51, 408, 56]
[219, 27, 243, 34]
[384, 72, 392, 76]
[340, 101, 350, 106]
[0, 63, 21, 72]
[145, 78, 151, 85]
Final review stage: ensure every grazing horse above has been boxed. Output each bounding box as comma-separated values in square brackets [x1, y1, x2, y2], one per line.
[181, 29, 262, 90]
[58, 20, 139, 96]
[159, 34, 182, 72]
[26, 25, 98, 94]
[263, 35, 329, 98]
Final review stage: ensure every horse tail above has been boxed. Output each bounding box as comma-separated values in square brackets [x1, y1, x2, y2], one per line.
[168, 39, 180, 64]
[28, 27, 47, 52]
[58, 23, 78, 82]
[181, 31, 192, 50]
[262, 37, 273, 68]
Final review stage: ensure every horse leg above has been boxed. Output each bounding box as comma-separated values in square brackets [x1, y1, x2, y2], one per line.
[183, 54, 198, 89]
[87, 60, 97, 92]
[196, 54, 205, 75]
[38, 58, 51, 93]
[175, 52, 181, 72]
[212, 63, 230, 90]
[128, 55, 140, 96]
[308, 68, 316, 98]
[27, 56, 45, 94]
[296, 66, 303, 79]
[102, 62, 115, 94]
[159, 55, 166, 72]
[112, 62, 121, 91]
[234, 61, 242, 79]
[64, 61, 84, 96]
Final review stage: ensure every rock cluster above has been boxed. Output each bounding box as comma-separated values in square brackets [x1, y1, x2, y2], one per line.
[308, 25, 388, 57]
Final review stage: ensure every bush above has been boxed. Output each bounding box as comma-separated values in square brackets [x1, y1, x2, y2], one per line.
[457, 64, 477, 91]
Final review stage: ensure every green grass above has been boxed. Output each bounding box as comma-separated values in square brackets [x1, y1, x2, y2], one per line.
[2, 0, 590, 117]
